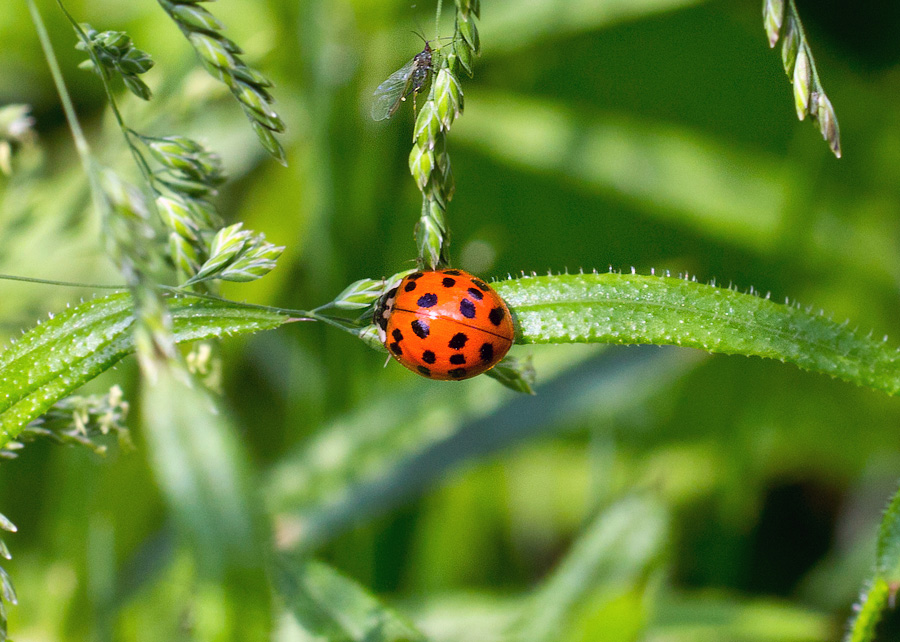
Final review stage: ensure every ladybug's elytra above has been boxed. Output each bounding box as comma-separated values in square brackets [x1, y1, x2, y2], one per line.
[374, 269, 515, 380]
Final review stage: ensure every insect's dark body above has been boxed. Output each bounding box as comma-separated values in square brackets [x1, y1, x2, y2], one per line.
[371, 40, 437, 121]
[408, 43, 433, 97]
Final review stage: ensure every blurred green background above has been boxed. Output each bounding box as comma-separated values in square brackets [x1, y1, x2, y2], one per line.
[2, 0, 900, 639]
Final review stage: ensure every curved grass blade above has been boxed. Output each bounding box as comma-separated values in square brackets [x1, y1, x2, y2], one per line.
[453, 92, 784, 253]
[143, 363, 273, 639]
[845, 578, 890, 642]
[510, 496, 668, 642]
[267, 346, 698, 551]
[0, 292, 289, 448]
[493, 273, 900, 396]
[651, 593, 831, 640]
[844, 481, 900, 642]
[278, 557, 426, 641]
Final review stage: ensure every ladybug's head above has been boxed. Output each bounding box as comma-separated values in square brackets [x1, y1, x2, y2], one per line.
[373, 284, 398, 345]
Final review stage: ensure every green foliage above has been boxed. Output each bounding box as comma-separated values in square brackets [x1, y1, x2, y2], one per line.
[75, 24, 154, 100]
[876, 484, 900, 583]
[0, 514, 15, 642]
[495, 272, 900, 396]
[845, 483, 900, 642]
[4, 386, 133, 457]
[763, 0, 841, 157]
[265, 346, 697, 550]
[0, 292, 288, 447]
[0, 105, 36, 175]
[650, 593, 834, 641]
[483, 355, 536, 394]
[846, 579, 890, 642]
[1, 0, 899, 640]
[145, 135, 225, 191]
[157, 0, 286, 164]
[509, 496, 668, 642]
[401, 2, 481, 270]
[142, 363, 272, 638]
[190, 223, 284, 284]
[138, 132, 285, 287]
[278, 558, 426, 641]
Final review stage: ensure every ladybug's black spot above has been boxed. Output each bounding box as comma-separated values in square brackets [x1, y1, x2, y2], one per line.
[389, 342, 402, 355]
[411, 319, 430, 338]
[488, 307, 505, 326]
[404, 280, 417, 292]
[459, 299, 476, 319]
[448, 368, 467, 379]
[442, 277, 456, 288]
[417, 365, 432, 377]
[392, 329, 403, 342]
[418, 293, 438, 308]
[386, 286, 399, 300]
[479, 343, 494, 363]
[408, 272, 424, 280]
[422, 350, 436, 364]
[471, 278, 489, 291]
[449, 354, 466, 365]
[467, 287, 484, 300]
[449, 332, 468, 349]
[443, 269, 462, 276]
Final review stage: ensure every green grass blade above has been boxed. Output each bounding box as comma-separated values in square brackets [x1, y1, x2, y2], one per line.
[876, 482, 900, 582]
[455, 92, 784, 253]
[510, 495, 668, 642]
[484, 0, 702, 54]
[0, 292, 288, 447]
[495, 273, 900, 396]
[142, 365, 273, 639]
[267, 347, 698, 551]
[652, 591, 834, 641]
[843, 482, 900, 642]
[277, 557, 426, 641]
[844, 578, 890, 642]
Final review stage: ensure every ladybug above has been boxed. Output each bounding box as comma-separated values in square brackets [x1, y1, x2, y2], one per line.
[374, 269, 515, 380]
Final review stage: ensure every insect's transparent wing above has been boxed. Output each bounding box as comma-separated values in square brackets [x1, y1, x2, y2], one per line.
[371, 59, 416, 121]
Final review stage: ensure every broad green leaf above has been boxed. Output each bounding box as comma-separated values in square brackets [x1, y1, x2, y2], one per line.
[142, 364, 272, 639]
[494, 273, 900, 396]
[278, 557, 425, 642]
[0, 292, 288, 448]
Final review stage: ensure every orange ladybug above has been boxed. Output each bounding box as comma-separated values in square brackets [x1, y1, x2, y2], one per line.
[374, 269, 515, 380]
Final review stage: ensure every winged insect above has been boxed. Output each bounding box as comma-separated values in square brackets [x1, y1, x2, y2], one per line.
[371, 33, 453, 121]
